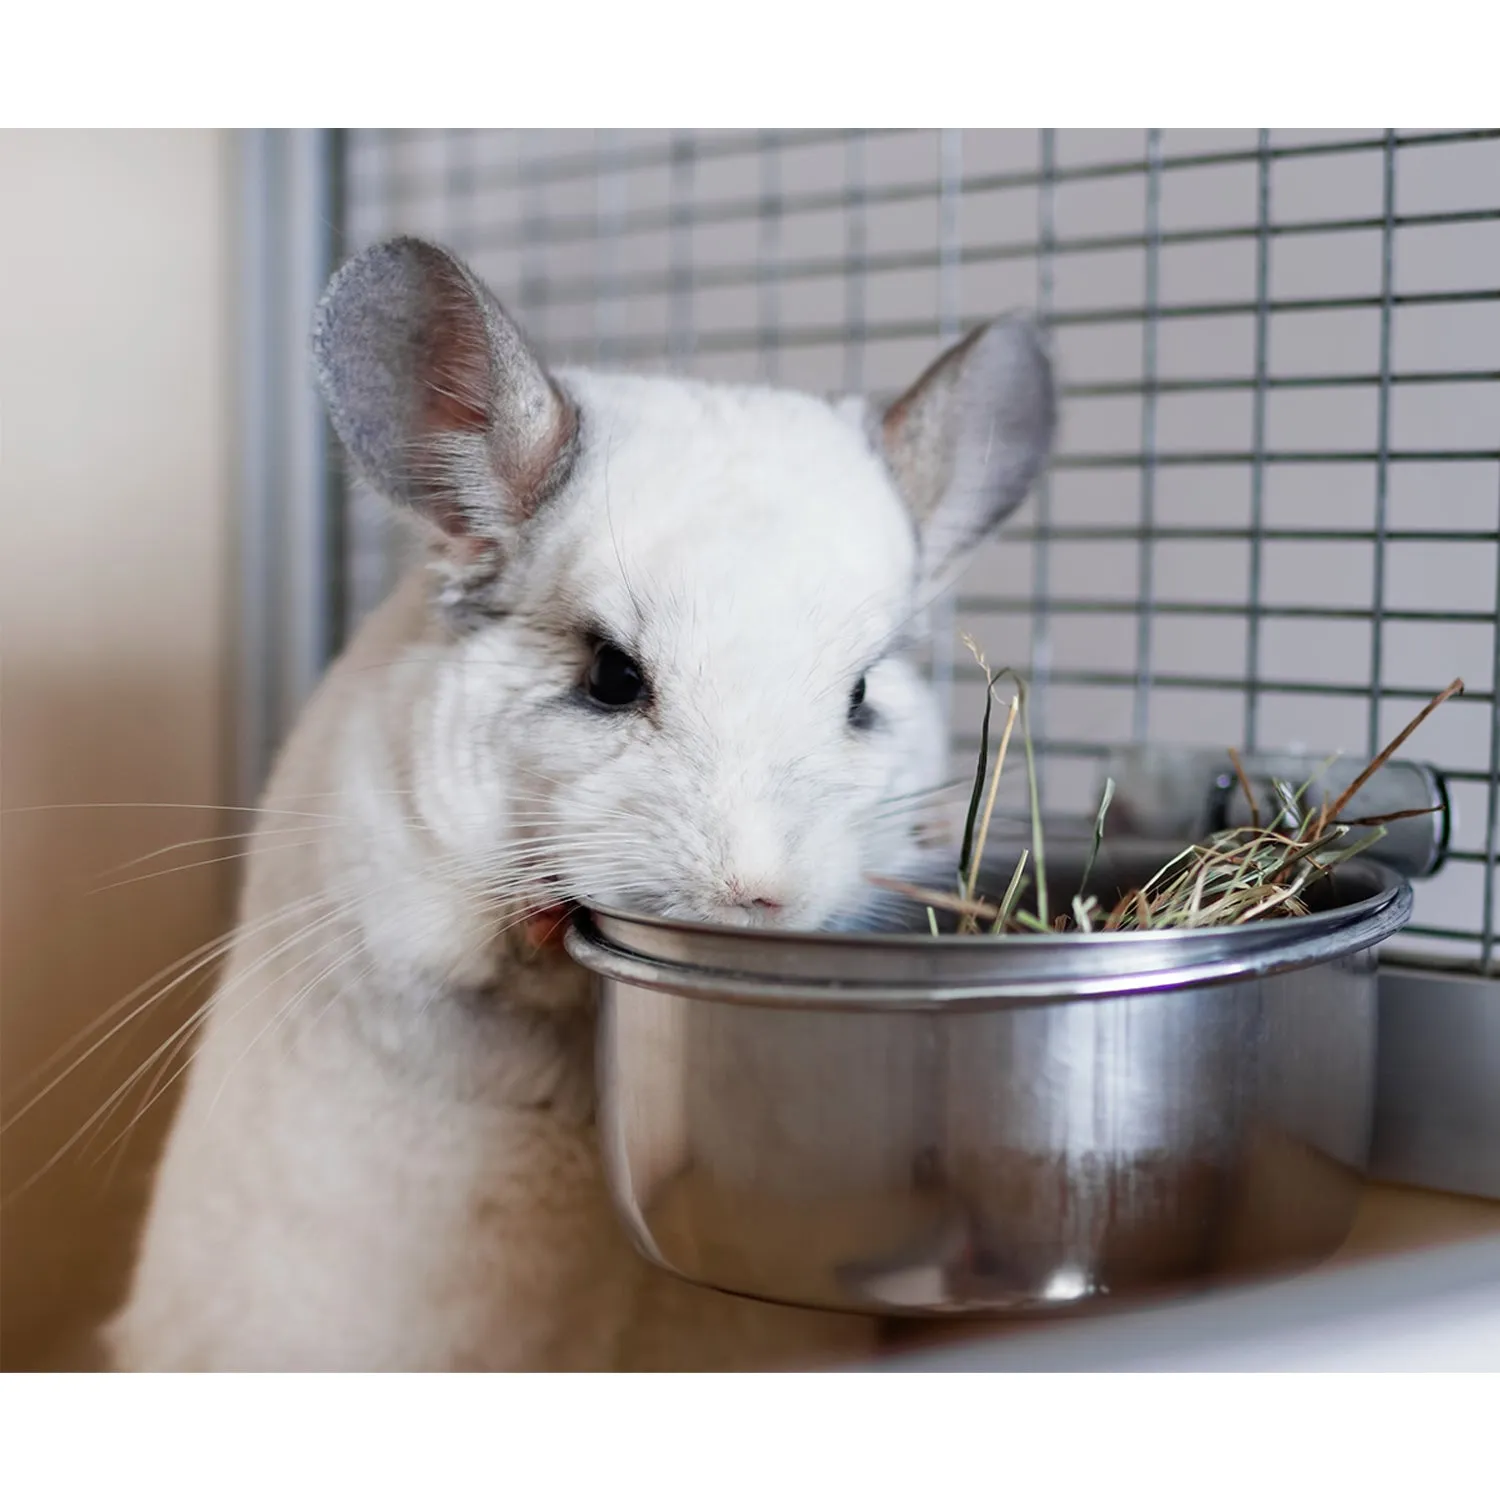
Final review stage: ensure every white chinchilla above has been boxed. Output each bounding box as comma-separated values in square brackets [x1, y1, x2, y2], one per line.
[107, 237, 1055, 1371]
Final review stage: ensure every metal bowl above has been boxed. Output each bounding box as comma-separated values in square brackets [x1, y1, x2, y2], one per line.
[565, 841, 1411, 1318]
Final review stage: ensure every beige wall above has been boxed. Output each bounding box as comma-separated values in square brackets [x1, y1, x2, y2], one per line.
[0, 130, 234, 1369]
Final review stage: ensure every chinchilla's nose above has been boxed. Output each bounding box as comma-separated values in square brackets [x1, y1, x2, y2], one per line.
[717, 807, 790, 914]
[725, 882, 783, 913]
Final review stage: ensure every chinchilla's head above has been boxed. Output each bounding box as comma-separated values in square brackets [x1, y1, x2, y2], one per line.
[313, 237, 1054, 932]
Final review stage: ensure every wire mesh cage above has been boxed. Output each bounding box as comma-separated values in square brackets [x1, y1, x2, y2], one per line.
[331, 128, 1499, 974]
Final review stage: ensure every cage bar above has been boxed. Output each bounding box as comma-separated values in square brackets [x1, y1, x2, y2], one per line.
[333, 128, 1500, 974]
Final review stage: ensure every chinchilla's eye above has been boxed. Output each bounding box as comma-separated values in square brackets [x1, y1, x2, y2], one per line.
[848, 674, 874, 730]
[586, 642, 648, 709]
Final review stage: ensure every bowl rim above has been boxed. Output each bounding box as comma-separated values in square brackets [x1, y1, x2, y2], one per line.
[579, 840, 1409, 948]
[566, 848, 1413, 1011]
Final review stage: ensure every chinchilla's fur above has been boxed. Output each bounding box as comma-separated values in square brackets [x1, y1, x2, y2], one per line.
[109, 237, 1055, 1371]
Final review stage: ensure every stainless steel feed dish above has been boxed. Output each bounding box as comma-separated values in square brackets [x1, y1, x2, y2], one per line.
[566, 845, 1412, 1317]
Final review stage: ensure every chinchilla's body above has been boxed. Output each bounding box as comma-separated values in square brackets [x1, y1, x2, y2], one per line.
[109, 239, 1055, 1371]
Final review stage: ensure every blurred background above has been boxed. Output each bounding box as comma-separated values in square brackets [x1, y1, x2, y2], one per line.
[2, 129, 1496, 1370]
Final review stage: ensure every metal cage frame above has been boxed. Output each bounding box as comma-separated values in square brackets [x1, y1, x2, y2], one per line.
[239, 129, 1499, 1200]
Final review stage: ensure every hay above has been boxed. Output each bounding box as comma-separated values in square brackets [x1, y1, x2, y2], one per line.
[872, 657, 1464, 937]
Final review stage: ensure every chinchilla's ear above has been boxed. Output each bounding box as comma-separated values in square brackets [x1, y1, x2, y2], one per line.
[874, 315, 1056, 591]
[312, 237, 578, 557]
